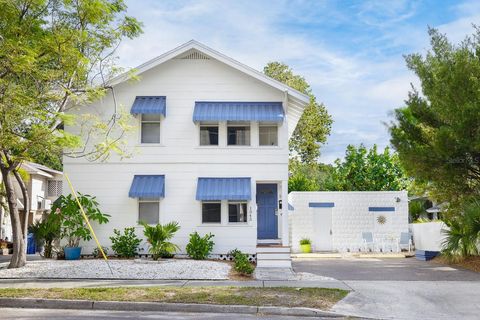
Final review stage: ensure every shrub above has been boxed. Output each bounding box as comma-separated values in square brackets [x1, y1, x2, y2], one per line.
[229, 248, 254, 275]
[52, 193, 110, 247]
[140, 221, 180, 260]
[110, 227, 142, 258]
[442, 199, 480, 261]
[186, 232, 214, 260]
[92, 246, 109, 258]
[300, 238, 311, 245]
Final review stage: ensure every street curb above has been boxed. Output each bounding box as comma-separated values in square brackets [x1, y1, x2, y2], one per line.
[0, 298, 345, 318]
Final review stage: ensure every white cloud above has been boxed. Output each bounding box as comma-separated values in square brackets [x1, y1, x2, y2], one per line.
[117, 0, 480, 163]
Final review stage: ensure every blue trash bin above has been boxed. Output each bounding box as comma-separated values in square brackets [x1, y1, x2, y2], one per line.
[27, 233, 36, 254]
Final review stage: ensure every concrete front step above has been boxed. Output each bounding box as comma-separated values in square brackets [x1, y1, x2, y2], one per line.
[257, 252, 291, 260]
[256, 246, 291, 253]
[257, 259, 292, 268]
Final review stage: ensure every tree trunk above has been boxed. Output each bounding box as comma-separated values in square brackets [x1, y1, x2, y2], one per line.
[0, 166, 26, 268]
[13, 170, 30, 244]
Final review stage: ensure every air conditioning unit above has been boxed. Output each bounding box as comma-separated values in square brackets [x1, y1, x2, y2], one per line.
[43, 199, 52, 210]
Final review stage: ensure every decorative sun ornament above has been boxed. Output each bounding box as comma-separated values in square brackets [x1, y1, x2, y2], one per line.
[377, 215, 387, 225]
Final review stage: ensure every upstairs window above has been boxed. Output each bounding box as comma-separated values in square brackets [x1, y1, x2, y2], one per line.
[229, 202, 248, 223]
[227, 124, 250, 146]
[141, 114, 161, 143]
[259, 125, 278, 146]
[47, 180, 63, 197]
[200, 125, 219, 146]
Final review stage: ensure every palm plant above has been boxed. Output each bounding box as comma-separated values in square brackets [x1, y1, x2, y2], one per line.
[442, 199, 480, 261]
[140, 221, 180, 260]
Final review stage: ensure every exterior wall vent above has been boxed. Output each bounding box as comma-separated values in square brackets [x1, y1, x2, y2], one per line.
[178, 50, 210, 60]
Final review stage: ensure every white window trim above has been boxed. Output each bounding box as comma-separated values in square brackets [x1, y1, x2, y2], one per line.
[138, 114, 163, 145]
[138, 198, 160, 225]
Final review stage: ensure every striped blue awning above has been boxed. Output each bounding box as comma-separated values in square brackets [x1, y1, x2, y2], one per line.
[196, 178, 251, 201]
[193, 102, 284, 122]
[129, 175, 165, 198]
[130, 96, 166, 116]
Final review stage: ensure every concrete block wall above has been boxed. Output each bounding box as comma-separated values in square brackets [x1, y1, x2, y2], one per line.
[288, 191, 409, 252]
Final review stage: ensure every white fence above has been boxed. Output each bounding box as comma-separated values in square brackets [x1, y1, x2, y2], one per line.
[409, 221, 447, 251]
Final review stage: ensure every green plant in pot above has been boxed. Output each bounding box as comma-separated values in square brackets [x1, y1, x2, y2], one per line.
[300, 238, 312, 253]
[52, 193, 110, 260]
[140, 221, 180, 260]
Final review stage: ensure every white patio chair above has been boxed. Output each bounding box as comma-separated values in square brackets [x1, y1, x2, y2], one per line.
[362, 232, 376, 252]
[397, 232, 413, 252]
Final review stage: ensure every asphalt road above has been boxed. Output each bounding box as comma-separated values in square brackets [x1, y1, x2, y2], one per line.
[293, 257, 480, 319]
[0, 308, 352, 320]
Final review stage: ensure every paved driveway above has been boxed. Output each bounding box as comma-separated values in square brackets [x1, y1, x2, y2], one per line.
[293, 257, 480, 320]
[293, 257, 480, 281]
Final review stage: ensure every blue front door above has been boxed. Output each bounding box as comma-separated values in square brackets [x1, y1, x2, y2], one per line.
[257, 184, 278, 239]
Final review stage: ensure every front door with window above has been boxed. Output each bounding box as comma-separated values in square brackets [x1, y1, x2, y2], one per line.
[257, 184, 278, 239]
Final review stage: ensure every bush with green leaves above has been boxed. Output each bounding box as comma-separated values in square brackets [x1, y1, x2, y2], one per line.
[27, 213, 62, 258]
[229, 248, 254, 275]
[186, 232, 214, 260]
[109, 227, 141, 258]
[51, 193, 110, 247]
[442, 199, 480, 261]
[92, 246, 109, 258]
[300, 238, 311, 245]
[140, 221, 180, 260]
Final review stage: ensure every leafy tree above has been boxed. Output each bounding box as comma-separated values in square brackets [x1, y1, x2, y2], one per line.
[264, 62, 332, 164]
[390, 27, 480, 203]
[288, 159, 333, 192]
[442, 198, 480, 261]
[0, 0, 142, 268]
[328, 144, 409, 191]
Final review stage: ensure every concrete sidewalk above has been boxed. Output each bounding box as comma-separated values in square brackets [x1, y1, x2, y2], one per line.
[0, 278, 351, 290]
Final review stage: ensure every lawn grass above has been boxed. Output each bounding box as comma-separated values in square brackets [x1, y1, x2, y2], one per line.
[0, 287, 348, 310]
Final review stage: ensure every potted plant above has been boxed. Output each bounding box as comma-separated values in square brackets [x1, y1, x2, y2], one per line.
[52, 193, 110, 260]
[300, 238, 312, 253]
[140, 221, 180, 260]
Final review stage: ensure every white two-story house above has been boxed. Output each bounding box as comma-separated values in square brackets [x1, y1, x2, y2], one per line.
[64, 40, 309, 267]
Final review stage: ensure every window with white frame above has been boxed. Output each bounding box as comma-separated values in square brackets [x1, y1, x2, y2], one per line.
[138, 198, 159, 224]
[259, 125, 278, 146]
[228, 202, 248, 223]
[200, 124, 219, 146]
[227, 123, 250, 146]
[141, 114, 161, 143]
[202, 202, 221, 223]
[47, 180, 63, 197]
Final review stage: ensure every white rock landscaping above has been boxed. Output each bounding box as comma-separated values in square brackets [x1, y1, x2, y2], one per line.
[0, 259, 231, 280]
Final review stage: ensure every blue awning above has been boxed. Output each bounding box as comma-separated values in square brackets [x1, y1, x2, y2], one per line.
[309, 202, 335, 208]
[369, 207, 395, 212]
[193, 102, 284, 122]
[130, 96, 166, 116]
[196, 178, 251, 200]
[129, 175, 165, 198]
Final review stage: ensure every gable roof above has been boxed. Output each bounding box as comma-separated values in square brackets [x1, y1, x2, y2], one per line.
[108, 40, 309, 104]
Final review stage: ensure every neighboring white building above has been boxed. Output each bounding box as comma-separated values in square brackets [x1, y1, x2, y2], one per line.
[1, 162, 63, 240]
[64, 40, 309, 263]
[288, 191, 409, 253]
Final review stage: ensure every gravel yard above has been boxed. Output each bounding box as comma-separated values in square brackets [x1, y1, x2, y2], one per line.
[0, 259, 231, 280]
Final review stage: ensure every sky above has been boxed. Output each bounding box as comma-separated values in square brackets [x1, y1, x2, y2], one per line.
[118, 0, 480, 163]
